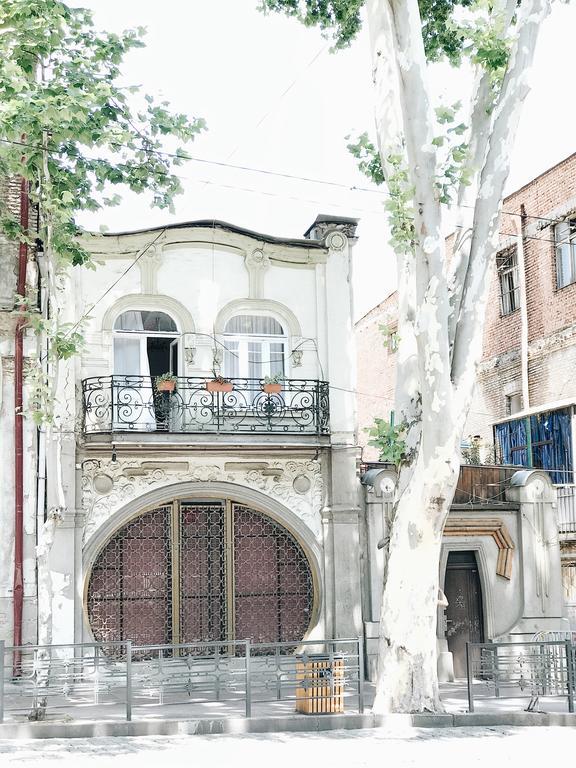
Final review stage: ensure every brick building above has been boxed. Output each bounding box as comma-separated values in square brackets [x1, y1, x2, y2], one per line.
[356, 152, 576, 629]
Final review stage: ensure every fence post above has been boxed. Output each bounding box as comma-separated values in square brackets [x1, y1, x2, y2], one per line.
[125, 641, 132, 722]
[357, 637, 365, 715]
[245, 640, 252, 718]
[492, 644, 501, 698]
[466, 642, 474, 713]
[566, 640, 574, 713]
[0, 641, 4, 724]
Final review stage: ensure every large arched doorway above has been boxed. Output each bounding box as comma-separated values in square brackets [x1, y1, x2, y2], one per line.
[86, 499, 314, 646]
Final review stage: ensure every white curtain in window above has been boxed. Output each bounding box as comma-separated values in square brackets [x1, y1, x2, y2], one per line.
[112, 313, 155, 431]
[223, 315, 286, 382]
[224, 315, 284, 336]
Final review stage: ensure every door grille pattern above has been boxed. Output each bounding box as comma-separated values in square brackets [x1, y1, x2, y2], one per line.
[87, 506, 172, 647]
[87, 501, 314, 648]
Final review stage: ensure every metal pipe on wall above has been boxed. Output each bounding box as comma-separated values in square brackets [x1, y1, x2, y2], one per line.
[13, 174, 29, 666]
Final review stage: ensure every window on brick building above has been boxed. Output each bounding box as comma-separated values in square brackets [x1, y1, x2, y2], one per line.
[497, 246, 520, 315]
[555, 218, 576, 288]
[505, 392, 522, 415]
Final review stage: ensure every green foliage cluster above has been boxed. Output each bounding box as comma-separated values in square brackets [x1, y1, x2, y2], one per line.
[260, 0, 476, 59]
[346, 133, 385, 185]
[384, 154, 416, 256]
[0, 0, 205, 424]
[16, 295, 87, 423]
[378, 323, 399, 352]
[0, 0, 206, 268]
[432, 102, 470, 204]
[259, 0, 364, 49]
[366, 417, 407, 465]
[347, 135, 415, 254]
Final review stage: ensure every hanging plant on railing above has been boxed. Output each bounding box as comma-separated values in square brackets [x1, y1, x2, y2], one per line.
[155, 373, 178, 393]
[205, 375, 233, 393]
[262, 373, 285, 394]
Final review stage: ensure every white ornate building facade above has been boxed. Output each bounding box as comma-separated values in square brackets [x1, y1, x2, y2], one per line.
[0, 197, 568, 684]
[8, 214, 363, 652]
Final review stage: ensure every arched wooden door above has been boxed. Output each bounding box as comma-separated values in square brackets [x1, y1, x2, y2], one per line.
[87, 500, 314, 647]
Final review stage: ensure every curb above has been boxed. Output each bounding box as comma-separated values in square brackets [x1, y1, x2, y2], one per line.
[0, 711, 575, 739]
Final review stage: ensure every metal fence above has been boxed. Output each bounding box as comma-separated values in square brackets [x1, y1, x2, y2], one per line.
[466, 640, 576, 712]
[557, 485, 576, 535]
[82, 376, 330, 435]
[0, 638, 364, 723]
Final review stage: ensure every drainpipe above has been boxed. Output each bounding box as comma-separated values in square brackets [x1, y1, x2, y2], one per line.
[516, 206, 532, 468]
[516, 205, 530, 412]
[13, 175, 29, 667]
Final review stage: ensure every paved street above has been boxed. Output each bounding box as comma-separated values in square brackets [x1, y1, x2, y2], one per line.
[0, 726, 575, 767]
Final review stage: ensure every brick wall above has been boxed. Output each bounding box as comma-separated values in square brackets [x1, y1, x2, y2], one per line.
[356, 153, 576, 457]
[355, 293, 397, 460]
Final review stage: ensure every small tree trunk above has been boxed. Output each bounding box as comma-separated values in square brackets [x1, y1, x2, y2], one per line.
[373, 447, 460, 713]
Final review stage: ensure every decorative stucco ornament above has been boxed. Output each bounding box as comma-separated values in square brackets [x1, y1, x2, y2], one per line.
[93, 474, 114, 495]
[82, 457, 324, 542]
[326, 231, 347, 252]
[293, 475, 312, 494]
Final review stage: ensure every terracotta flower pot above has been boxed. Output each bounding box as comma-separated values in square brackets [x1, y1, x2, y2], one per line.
[157, 380, 176, 392]
[263, 383, 282, 394]
[206, 381, 233, 393]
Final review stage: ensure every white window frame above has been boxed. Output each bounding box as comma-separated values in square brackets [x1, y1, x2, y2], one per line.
[497, 246, 520, 316]
[223, 315, 288, 381]
[555, 218, 576, 289]
[112, 310, 180, 376]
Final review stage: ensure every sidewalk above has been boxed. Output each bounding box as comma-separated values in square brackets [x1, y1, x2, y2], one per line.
[0, 681, 575, 739]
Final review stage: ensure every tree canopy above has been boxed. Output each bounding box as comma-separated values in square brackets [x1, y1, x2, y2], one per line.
[0, 0, 205, 268]
[260, 0, 475, 60]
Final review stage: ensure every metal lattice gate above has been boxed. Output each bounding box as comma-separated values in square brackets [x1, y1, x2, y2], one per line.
[87, 500, 314, 647]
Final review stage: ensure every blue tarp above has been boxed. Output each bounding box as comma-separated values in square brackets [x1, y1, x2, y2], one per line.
[494, 407, 573, 484]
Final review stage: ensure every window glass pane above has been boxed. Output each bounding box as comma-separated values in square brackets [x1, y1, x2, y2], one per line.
[270, 342, 285, 378]
[557, 243, 572, 287]
[223, 340, 240, 378]
[248, 341, 262, 379]
[224, 315, 284, 335]
[114, 310, 177, 333]
[555, 221, 570, 243]
[114, 337, 141, 375]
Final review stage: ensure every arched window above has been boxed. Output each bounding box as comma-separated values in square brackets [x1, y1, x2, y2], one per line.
[223, 315, 286, 380]
[113, 310, 179, 378]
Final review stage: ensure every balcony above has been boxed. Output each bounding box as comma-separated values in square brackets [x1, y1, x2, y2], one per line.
[81, 376, 330, 437]
[557, 486, 576, 537]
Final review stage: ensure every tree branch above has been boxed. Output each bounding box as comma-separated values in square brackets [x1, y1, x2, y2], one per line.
[390, 0, 454, 457]
[448, 0, 518, 349]
[451, 0, 552, 398]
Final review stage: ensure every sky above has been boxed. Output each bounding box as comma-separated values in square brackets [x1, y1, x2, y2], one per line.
[76, 0, 576, 320]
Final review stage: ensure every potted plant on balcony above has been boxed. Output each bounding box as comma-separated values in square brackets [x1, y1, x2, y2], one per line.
[155, 373, 178, 393]
[262, 373, 284, 394]
[205, 375, 233, 393]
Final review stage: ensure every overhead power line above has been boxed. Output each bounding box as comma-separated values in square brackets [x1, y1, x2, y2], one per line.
[0, 136, 565, 227]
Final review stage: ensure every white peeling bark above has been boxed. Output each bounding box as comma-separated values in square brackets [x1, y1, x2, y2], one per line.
[366, 0, 551, 714]
[374, 441, 461, 712]
[448, 0, 518, 347]
[367, 0, 422, 497]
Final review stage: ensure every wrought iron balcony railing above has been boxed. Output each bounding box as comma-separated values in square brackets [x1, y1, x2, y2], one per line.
[82, 376, 330, 436]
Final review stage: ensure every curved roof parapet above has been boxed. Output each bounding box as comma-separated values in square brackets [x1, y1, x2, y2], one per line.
[90, 219, 327, 249]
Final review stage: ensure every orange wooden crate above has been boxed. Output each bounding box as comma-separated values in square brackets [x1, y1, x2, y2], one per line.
[295, 655, 344, 714]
